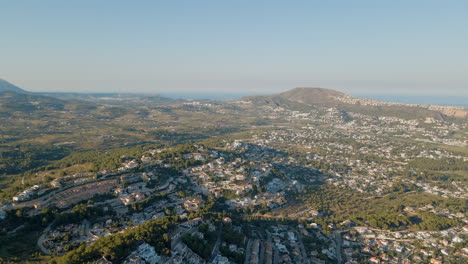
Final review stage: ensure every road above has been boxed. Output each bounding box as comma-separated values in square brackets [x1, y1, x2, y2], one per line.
[334, 231, 343, 264]
[7, 224, 25, 235]
[297, 231, 310, 264]
[156, 177, 173, 191]
[265, 231, 276, 264]
[258, 239, 265, 264]
[83, 219, 90, 236]
[13, 177, 107, 209]
[209, 224, 223, 262]
[16, 174, 174, 210]
[37, 222, 54, 255]
[399, 249, 414, 264]
[170, 225, 197, 250]
[244, 239, 253, 264]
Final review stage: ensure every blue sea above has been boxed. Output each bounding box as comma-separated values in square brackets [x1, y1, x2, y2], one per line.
[160, 92, 467, 108]
[160, 92, 259, 100]
[352, 94, 468, 108]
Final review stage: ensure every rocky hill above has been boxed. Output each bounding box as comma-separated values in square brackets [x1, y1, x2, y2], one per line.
[242, 87, 465, 120]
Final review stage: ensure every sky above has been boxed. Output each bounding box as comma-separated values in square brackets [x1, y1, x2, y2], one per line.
[1, 0, 467, 95]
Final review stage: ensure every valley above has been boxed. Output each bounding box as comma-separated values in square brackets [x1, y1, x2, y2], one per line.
[0, 80, 467, 264]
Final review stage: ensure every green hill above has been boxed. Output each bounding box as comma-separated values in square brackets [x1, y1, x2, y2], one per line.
[243, 87, 448, 120]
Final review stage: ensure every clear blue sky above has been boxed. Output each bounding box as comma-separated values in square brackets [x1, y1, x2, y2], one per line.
[1, 0, 467, 94]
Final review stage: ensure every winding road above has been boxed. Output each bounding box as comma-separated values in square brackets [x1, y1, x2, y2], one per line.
[37, 222, 54, 255]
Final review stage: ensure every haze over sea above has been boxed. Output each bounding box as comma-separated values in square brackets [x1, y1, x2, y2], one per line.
[160, 92, 468, 108]
[353, 94, 468, 108]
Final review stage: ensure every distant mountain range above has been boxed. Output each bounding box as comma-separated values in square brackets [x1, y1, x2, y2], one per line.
[0, 80, 466, 119]
[39, 92, 185, 106]
[0, 80, 184, 110]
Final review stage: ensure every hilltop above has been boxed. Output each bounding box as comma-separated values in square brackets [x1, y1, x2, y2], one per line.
[278, 87, 346, 106]
[242, 87, 466, 119]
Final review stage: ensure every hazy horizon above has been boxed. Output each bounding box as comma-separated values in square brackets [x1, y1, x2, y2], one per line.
[3, 77, 468, 107]
[1, 1, 467, 95]
[4, 79, 468, 96]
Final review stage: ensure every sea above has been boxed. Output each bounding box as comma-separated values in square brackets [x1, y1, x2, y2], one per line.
[352, 94, 468, 108]
[160, 92, 468, 108]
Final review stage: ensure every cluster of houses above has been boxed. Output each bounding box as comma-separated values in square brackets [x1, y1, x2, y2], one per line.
[352, 225, 468, 263]
[123, 243, 162, 264]
[254, 120, 467, 199]
[4, 107, 465, 264]
[270, 226, 306, 263]
[42, 223, 87, 254]
[12, 184, 42, 202]
[335, 93, 466, 112]
[184, 141, 316, 211]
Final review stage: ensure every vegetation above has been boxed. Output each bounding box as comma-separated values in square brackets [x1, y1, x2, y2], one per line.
[291, 185, 464, 231]
[409, 157, 468, 171]
[0, 145, 70, 174]
[0, 87, 466, 263]
[52, 216, 176, 264]
[182, 233, 213, 260]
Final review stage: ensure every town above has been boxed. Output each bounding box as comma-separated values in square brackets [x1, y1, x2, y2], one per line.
[1, 87, 467, 264]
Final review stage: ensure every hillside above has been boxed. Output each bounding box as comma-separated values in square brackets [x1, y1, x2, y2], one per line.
[0, 91, 66, 113]
[242, 87, 460, 120]
[0, 79, 29, 94]
[0, 79, 184, 107]
[41, 92, 185, 105]
[278, 87, 346, 106]
[1, 85, 467, 264]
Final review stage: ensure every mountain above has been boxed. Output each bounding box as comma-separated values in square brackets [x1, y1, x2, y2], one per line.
[0, 79, 29, 93]
[0, 91, 66, 113]
[40, 92, 185, 106]
[278, 87, 346, 106]
[242, 87, 464, 119]
[242, 87, 353, 111]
